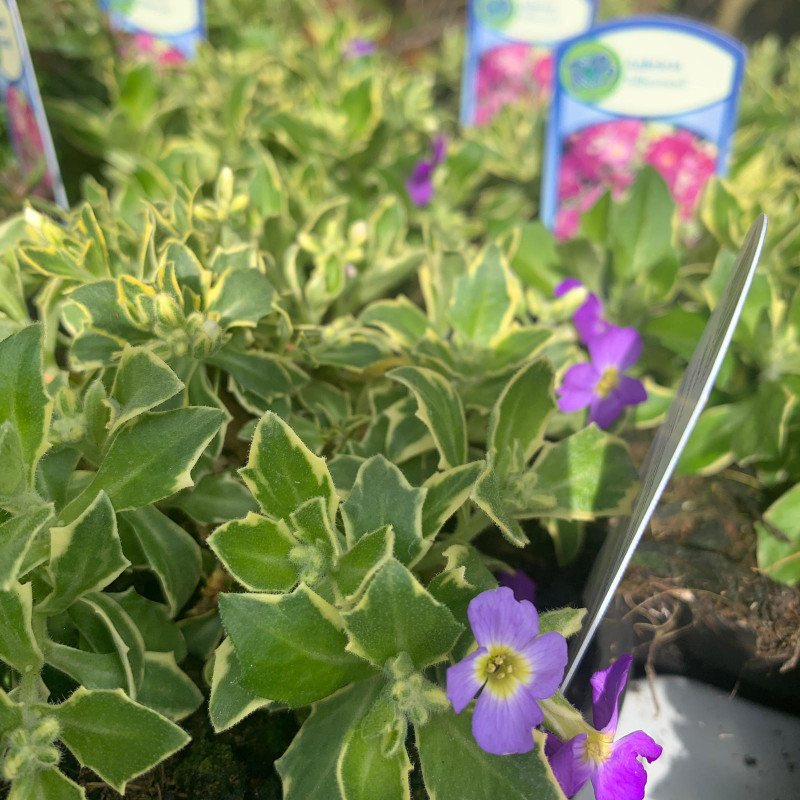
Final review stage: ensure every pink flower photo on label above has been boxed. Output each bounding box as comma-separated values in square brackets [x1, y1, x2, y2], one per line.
[5, 85, 51, 193]
[476, 44, 553, 126]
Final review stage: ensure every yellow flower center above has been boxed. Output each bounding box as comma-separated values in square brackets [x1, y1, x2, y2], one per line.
[475, 646, 531, 699]
[595, 367, 619, 398]
[584, 729, 615, 765]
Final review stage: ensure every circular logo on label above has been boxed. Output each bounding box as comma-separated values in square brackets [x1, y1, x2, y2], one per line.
[560, 41, 622, 103]
[0, 2, 23, 83]
[474, 0, 515, 30]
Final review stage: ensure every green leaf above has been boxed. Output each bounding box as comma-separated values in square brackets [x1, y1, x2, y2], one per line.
[538, 608, 587, 639]
[239, 412, 337, 523]
[39, 492, 128, 616]
[509, 222, 560, 292]
[209, 637, 271, 733]
[61, 407, 226, 523]
[0, 325, 52, 484]
[417, 711, 565, 800]
[208, 347, 308, 403]
[167, 472, 259, 525]
[117, 506, 202, 616]
[208, 512, 299, 592]
[489, 359, 556, 477]
[342, 559, 463, 670]
[7, 767, 86, 800]
[421, 462, 484, 539]
[338, 722, 412, 800]
[35, 448, 81, 512]
[109, 588, 187, 661]
[43, 639, 127, 690]
[53, 687, 190, 794]
[0, 686, 23, 737]
[516, 427, 639, 520]
[66, 280, 150, 343]
[0, 505, 54, 591]
[206, 268, 275, 328]
[0, 581, 43, 673]
[136, 651, 203, 721]
[675, 404, 738, 476]
[342, 456, 427, 566]
[107, 346, 184, 431]
[0, 421, 26, 500]
[219, 585, 373, 707]
[289, 495, 342, 560]
[756, 484, 800, 587]
[276, 678, 382, 800]
[471, 463, 528, 547]
[360, 296, 430, 346]
[389, 366, 467, 469]
[333, 526, 394, 601]
[449, 245, 520, 346]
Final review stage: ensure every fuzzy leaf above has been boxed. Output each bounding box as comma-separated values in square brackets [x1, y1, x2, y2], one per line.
[0, 581, 43, 673]
[342, 559, 463, 670]
[53, 687, 190, 794]
[61, 407, 226, 523]
[338, 722, 412, 800]
[209, 637, 271, 733]
[136, 652, 203, 721]
[289, 495, 342, 561]
[471, 463, 528, 547]
[421, 462, 484, 539]
[360, 296, 430, 346]
[333, 526, 394, 601]
[515, 426, 639, 520]
[489, 359, 556, 477]
[417, 712, 565, 800]
[39, 492, 128, 616]
[208, 512, 299, 592]
[107, 346, 184, 431]
[0, 325, 52, 484]
[167, 472, 258, 525]
[389, 366, 467, 469]
[342, 456, 426, 566]
[538, 608, 587, 639]
[275, 678, 382, 800]
[239, 412, 337, 523]
[7, 767, 86, 800]
[117, 506, 202, 616]
[219, 586, 374, 707]
[206, 268, 275, 328]
[0, 505, 54, 591]
[0, 686, 22, 738]
[43, 640, 127, 690]
[109, 589, 187, 661]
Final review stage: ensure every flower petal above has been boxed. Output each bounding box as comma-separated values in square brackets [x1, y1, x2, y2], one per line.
[446, 647, 488, 713]
[574, 294, 608, 344]
[614, 376, 647, 407]
[588, 395, 624, 429]
[591, 654, 632, 733]
[519, 631, 567, 698]
[472, 681, 543, 755]
[558, 390, 594, 414]
[546, 734, 594, 798]
[560, 362, 600, 391]
[591, 730, 662, 800]
[467, 587, 538, 650]
[431, 135, 447, 166]
[554, 278, 583, 298]
[588, 327, 642, 371]
[406, 162, 434, 206]
[497, 569, 536, 604]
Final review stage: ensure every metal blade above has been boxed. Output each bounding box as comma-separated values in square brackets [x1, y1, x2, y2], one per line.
[562, 213, 769, 691]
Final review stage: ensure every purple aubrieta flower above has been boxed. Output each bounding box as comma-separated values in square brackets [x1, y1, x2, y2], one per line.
[545, 655, 663, 799]
[557, 326, 647, 429]
[554, 278, 611, 344]
[497, 569, 536, 604]
[343, 38, 377, 60]
[406, 136, 447, 207]
[446, 587, 568, 755]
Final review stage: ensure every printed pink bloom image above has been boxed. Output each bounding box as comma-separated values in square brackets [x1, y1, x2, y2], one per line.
[476, 44, 553, 126]
[5, 85, 50, 192]
[120, 32, 187, 67]
[555, 121, 718, 240]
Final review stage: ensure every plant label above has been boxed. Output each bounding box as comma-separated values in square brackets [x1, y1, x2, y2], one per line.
[0, 0, 67, 208]
[541, 16, 746, 240]
[460, 0, 596, 127]
[100, 0, 206, 62]
[563, 213, 769, 690]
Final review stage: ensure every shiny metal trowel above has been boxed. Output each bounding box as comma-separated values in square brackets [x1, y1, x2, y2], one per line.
[562, 214, 769, 691]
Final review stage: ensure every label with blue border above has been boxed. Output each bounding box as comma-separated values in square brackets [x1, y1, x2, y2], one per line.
[460, 0, 596, 127]
[541, 16, 746, 239]
[0, 0, 67, 208]
[100, 0, 206, 61]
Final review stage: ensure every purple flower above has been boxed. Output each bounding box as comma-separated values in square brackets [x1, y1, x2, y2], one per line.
[554, 279, 611, 344]
[406, 136, 447, 207]
[497, 569, 536, 604]
[446, 587, 567, 755]
[343, 38, 377, 60]
[557, 326, 647, 429]
[546, 655, 662, 799]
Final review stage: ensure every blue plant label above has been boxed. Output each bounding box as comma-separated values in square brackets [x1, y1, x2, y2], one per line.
[100, 0, 206, 61]
[542, 16, 746, 239]
[0, 0, 67, 208]
[460, 0, 596, 127]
